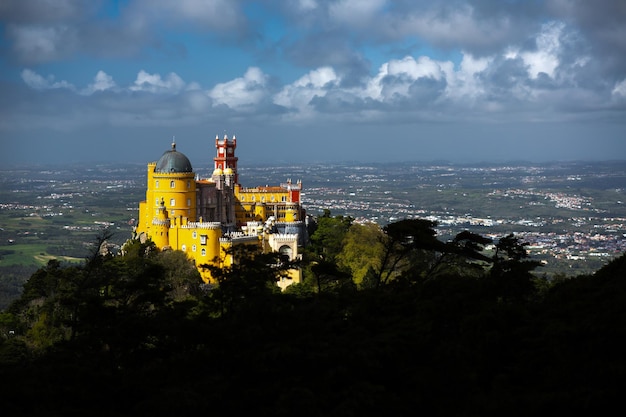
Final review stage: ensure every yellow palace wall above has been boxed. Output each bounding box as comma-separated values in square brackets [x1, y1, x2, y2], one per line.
[234, 187, 300, 224]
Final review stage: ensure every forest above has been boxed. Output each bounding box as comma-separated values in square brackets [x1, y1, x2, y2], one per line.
[1, 212, 624, 416]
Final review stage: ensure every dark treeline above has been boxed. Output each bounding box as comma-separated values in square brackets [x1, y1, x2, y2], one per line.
[1, 215, 625, 416]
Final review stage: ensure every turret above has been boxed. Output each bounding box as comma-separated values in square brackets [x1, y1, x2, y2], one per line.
[151, 198, 170, 248]
[212, 167, 224, 190]
[224, 167, 234, 187]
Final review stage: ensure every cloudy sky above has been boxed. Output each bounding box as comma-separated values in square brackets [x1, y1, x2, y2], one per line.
[1, 0, 625, 167]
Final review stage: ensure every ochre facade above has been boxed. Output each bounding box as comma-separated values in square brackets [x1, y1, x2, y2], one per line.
[135, 135, 306, 288]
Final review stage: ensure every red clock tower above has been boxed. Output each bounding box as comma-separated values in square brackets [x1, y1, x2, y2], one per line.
[214, 134, 239, 184]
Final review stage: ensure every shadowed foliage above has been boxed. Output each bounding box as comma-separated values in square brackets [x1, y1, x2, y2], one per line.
[1, 223, 624, 416]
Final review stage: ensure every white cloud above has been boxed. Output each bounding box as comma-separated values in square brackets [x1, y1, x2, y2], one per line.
[364, 56, 451, 101]
[445, 53, 492, 102]
[21, 69, 74, 90]
[81, 71, 116, 95]
[520, 21, 563, 79]
[129, 70, 186, 93]
[273, 67, 340, 113]
[612, 79, 626, 98]
[13, 14, 623, 131]
[20, 69, 50, 89]
[209, 67, 269, 109]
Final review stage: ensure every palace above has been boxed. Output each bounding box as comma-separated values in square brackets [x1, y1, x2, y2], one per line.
[135, 135, 306, 288]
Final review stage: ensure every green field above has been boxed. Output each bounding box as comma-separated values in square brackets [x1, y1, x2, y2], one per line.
[0, 165, 144, 308]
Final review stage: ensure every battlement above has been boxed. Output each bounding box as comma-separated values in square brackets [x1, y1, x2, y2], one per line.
[182, 221, 222, 230]
[270, 233, 298, 243]
[220, 234, 259, 244]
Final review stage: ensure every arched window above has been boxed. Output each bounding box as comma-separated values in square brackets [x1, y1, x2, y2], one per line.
[192, 231, 197, 239]
[170, 198, 175, 207]
[181, 244, 187, 252]
[201, 248, 206, 256]
[192, 244, 196, 252]
[170, 180, 175, 188]
[155, 180, 159, 188]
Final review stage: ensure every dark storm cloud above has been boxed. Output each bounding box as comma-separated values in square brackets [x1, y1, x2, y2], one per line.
[275, 0, 545, 56]
[381, 0, 540, 55]
[478, 56, 530, 95]
[282, 31, 371, 86]
[1, 0, 250, 64]
[0, 0, 93, 23]
[380, 73, 447, 107]
[548, 0, 626, 77]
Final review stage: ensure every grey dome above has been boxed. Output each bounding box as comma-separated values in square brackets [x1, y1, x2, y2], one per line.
[155, 143, 193, 173]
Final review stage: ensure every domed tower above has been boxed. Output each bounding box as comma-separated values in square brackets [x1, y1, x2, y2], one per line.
[137, 141, 197, 247]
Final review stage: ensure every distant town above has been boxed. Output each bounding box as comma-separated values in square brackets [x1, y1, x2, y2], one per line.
[1, 160, 625, 283]
[244, 160, 626, 275]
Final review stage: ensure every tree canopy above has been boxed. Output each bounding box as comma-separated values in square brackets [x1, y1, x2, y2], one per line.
[1, 221, 624, 416]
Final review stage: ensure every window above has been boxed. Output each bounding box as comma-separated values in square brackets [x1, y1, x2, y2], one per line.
[251, 196, 255, 202]
[261, 196, 265, 202]
[241, 196, 245, 201]
[271, 195, 275, 202]
[192, 231, 197, 239]
[187, 198, 191, 207]
[181, 244, 186, 251]
[170, 198, 175, 207]
[187, 180, 191, 189]
[192, 244, 196, 252]
[170, 180, 175, 188]
[201, 248, 206, 256]
[281, 196, 286, 202]
[156, 198, 160, 205]
[200, 235, 207, 245]
[155, 180, 159, 188]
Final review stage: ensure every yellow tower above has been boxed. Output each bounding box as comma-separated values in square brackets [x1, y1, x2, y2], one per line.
[136, 141, 196, 240]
